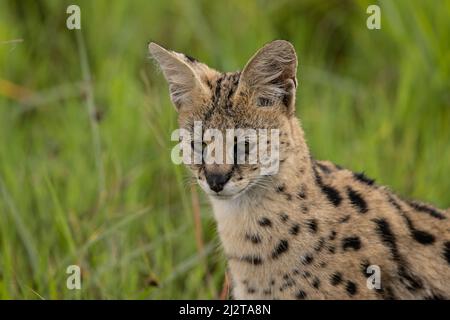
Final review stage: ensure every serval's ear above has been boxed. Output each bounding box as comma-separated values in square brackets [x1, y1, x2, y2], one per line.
[239, 40, 298, 115]
[149, 42, 207, 111]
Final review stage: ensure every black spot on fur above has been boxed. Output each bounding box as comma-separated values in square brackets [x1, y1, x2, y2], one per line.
[347, 187, 368, 213]
[328, 246, 336, 254]
[306, 219, 318, 234]
[258, 217, 272, 227]
[247, 287, 256, 294]
[272, 239, 289, 259]
[316, 162, 332, 173]
[329, 230, 337, 241]
[279, 212, 289, 223]
[342, 236, 362, 251]
[276, 184, 286, 193]
[407, 200, 446, 220]
[242, 255, 263, 265]
[373, 218, 424, 292]
[301, 254, 314, 265]
[360, 260, 371, 276]
[424, 293, 445, 300]
[297, 185, 307, 199]
[289, 223, 300, 236]
[301, 205, 309, 214]
[314, 237, 325, 252]
[353, 172, 375, 186]
[312, 277, 320, 289]
[339, 215, 351, 224]
[314, 167, 342, 206]
[245, 233, 262, 244]
[382, 286, 397, 300]
[444, 242, 450, 265]
[295, 290, 307, 300]
[302, 271, 312, 279]
[411, 229, 435, 245]
[320, 185, 342, 207]
[280, 276, 296, 290]
[387, 195, 436, 245]
[346, 281, 357, 296]
[330, 272, 343, 286]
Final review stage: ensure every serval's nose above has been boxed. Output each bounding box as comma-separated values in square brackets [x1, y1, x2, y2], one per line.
[205, 171, 232, 193]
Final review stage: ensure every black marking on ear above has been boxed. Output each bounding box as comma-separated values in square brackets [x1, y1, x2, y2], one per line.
[387, 194, 436, 245]
[346, 281, 357, 296]
[347, 186, 368, 213]
[443, 241, 450, 266]
[330, 272, 343, 286]
[314, 167, 342, 206]
[272, 239, 289, 259]
[258, 217, 272, 227]
[306, 219, 318, 234]
[373, 218, 424, 292]
[342, 236, 362, 251]
[407, 200, 446, 220]
[353, 172, 375, 186]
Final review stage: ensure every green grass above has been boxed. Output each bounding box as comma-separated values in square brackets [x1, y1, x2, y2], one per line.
[0, 0, 449, 299]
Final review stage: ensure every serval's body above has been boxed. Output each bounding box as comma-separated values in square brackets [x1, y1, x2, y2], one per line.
[150, 40, 450, 299]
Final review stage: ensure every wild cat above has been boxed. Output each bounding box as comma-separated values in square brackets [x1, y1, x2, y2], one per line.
[149, 40, 450, 299]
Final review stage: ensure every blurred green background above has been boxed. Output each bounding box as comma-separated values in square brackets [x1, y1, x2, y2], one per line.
[0, 0, 449, 299]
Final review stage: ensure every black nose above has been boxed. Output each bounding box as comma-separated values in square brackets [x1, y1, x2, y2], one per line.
[205, 172, 232, 193]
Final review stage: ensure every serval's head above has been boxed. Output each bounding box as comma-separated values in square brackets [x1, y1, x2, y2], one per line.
[149, 40, 298, 200]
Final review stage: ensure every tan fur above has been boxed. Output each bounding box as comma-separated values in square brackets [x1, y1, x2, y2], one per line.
[150, 40, 450, 300]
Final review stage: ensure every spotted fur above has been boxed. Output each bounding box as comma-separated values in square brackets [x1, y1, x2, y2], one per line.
[150, 40, 450, 300]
